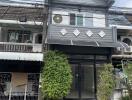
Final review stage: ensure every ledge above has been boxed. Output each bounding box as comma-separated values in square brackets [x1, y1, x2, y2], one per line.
[0, 52, 43, 61]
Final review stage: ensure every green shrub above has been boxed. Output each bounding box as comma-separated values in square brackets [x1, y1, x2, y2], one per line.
[122, 96, 131, 100]
[97, 64, 115, 100]
[41, 51, 72, 99]
[124, 62, 132, 98]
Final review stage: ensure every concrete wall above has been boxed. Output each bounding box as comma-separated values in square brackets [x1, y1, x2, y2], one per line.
[52, 10, 106, 27]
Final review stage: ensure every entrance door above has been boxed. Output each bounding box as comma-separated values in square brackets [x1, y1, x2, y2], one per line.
[66, 62, 95, 100]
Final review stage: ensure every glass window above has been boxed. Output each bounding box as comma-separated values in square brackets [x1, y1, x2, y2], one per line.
[35, 34, 42, 44]
[8, 30, 32, 43]
[70, 13, 76, 25]
[70, 13, 84, 26]
[77, 14, 83, 26]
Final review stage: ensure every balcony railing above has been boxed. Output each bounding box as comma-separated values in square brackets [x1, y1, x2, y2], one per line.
[0, 42, 42, 53]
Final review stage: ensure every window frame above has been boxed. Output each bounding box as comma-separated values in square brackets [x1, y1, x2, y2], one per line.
[69, 13, 85, 26]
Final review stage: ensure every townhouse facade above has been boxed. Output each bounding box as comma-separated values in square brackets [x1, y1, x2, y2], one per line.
[45, 0, 127, 100]
[0, 5, 45, 100]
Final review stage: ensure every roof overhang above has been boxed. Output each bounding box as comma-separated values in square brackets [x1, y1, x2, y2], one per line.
[110, 25, 132, 30]
[47, 38, 129, 49]
[0, 52, 43, 61]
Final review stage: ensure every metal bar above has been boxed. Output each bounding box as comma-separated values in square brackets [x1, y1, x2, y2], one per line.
[94, 55, 97, 99]
[9, 83, 12, 100]
[24, 84, 27, 100]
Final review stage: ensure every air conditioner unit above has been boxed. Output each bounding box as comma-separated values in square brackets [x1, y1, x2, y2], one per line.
[53, 14, 63, 24]
[52, 11, 69, 25]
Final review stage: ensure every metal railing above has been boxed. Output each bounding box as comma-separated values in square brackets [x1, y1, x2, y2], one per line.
[0, 42, 42, 53]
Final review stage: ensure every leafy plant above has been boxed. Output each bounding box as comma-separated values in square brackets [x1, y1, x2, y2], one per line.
[121, 96, 130, 100]
[123, 62, 132, 98]
[41, 51, 73, 100]
[97, 64, 115, 100]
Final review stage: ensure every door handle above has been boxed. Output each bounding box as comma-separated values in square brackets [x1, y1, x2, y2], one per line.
[76, 74, 79, 77]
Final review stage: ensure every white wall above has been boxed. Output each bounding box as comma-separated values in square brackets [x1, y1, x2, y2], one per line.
[52, 10, 106, 27]
[93, 13, 106, 27]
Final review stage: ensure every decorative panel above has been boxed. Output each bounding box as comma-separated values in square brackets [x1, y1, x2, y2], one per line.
[48, 24, 115, 43]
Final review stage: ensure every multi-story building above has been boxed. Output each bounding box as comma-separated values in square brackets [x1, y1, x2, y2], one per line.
[45, 0, 126, 100]
[0, 3, 45, 100]
[109, 8, 132, 54]
[0, 0, 131, 100]
[108, 7, 132, 99]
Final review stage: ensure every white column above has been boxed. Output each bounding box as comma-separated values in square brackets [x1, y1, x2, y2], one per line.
[0, 27, 2, 42]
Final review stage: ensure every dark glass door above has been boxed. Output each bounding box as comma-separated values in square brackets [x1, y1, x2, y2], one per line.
[81, 63, 95, 99]
[66, 62, 95, 100]
[66, 64, 79, 99]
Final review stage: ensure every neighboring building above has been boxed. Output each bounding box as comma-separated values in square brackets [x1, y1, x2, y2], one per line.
[0, 5, 45, 100]
[109, 8, 132, 66]
[109, 7, 132, 100]
[46, 0, 125, 100]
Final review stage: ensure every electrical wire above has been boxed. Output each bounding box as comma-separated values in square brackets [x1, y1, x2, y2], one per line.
[0, 2, 132, 25]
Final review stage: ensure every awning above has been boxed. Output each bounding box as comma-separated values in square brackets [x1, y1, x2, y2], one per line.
[0, 52, 43, 61]
[47, 38, 129, 48]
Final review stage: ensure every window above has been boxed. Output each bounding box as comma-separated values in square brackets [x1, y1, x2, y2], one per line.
[77, 14, 83, 26]
[27, 74, 39, 94]
[0, 73, 11, 95]
[35, 34, 42, 44]
[70, 13, 83, 26]
[70, 13, 76, 25]
[8, 30, 32, 43]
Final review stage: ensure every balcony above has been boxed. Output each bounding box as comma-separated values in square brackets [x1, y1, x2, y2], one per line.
[0, 42, 42, 53]
[47, 24, 118, 47]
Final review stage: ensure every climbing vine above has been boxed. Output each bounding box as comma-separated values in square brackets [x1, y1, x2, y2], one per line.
[97, 64, 115, 100]
[123, 62, 132, 98]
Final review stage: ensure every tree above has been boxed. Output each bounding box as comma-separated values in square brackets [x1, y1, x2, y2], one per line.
[41, 51, 72, 100]
[97, 64, 115, 100]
